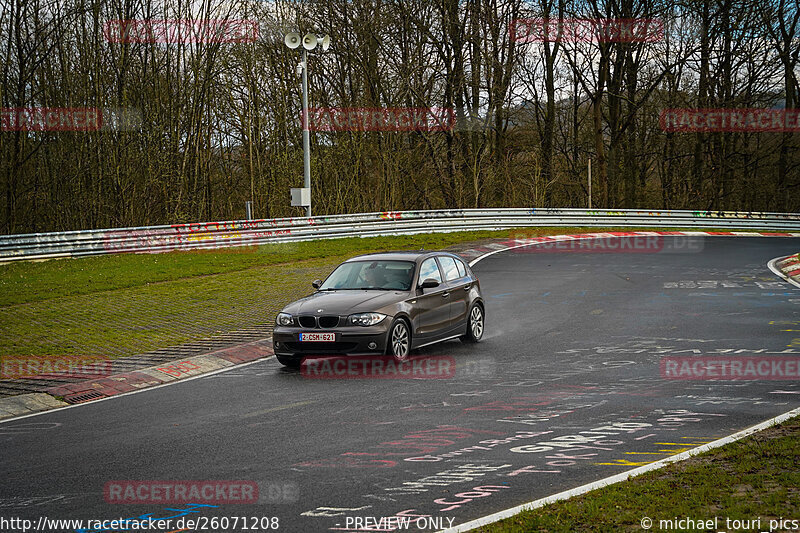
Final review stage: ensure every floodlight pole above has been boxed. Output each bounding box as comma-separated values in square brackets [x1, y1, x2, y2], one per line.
[286, 32, 329, 217]
[301, 48, 311, 218]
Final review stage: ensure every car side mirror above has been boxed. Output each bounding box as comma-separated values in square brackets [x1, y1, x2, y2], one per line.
[312, 279, 322, 289]
[419, 278, 440, 290]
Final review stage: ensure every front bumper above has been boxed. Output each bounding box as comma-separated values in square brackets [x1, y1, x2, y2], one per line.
[273, 323, 391, 356]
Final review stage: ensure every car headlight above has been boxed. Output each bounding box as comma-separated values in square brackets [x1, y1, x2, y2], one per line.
[276, 312, 294, 326]
[348, 312, 387, 326]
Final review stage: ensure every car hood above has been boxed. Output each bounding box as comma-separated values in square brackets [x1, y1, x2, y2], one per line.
[283, 290, 407, 316]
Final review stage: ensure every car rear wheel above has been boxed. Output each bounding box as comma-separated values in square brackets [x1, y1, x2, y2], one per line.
[276, 355, 302, 369]
[387, 318, 411, 362]
[460, 303, 484, 343]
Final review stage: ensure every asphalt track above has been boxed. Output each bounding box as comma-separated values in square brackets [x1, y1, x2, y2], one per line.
[1, 236, 799, 533]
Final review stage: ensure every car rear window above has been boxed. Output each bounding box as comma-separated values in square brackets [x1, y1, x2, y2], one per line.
[438, 256, 461, 281]
[455, 258, 467, 278]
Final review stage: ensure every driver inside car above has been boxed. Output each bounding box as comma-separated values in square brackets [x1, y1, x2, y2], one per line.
[361, 263, 387, 288]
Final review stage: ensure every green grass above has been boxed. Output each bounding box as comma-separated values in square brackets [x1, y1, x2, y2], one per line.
[473, 417, 800, 532]
[1, 229, 532, 358]
[0, 255, 348, 357]
[0, 230, 519, 307]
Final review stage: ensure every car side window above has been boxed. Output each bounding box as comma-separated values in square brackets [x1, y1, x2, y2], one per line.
[455, 258, 467, 278]
[418, 258, 442, 284]
[438, 256, 460, 281]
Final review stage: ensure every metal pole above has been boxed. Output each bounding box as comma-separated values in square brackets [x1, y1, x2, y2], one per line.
[588, 159, 592, 209]
[245, 201, 253, 220]
[301, 48, 312, 218]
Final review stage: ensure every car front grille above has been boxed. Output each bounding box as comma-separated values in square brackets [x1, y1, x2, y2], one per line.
[298, 316, 318, 328]
[318, 316, 340, 328]
[297, 315, 341, 328]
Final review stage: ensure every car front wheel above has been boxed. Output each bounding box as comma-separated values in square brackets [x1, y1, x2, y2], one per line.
[387, 318, 411, 362]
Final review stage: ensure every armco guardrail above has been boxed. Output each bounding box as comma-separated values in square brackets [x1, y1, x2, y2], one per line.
[1, 208, 799, 262]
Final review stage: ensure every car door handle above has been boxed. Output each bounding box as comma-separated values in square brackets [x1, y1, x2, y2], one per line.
[463, 285, 471, 291]
[441, 292, 450, 298]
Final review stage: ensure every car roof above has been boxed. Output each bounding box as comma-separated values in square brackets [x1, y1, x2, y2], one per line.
[345, 250, 464, 263]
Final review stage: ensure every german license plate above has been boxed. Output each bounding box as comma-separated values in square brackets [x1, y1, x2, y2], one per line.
[299, 332, 336, 342]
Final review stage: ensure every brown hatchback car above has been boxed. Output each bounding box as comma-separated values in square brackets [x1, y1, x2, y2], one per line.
[273, 251, 485, 368]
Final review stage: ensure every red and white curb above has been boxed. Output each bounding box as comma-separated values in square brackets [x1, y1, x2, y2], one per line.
[0, 339, 273, 421]
[769, 253, 800, 289]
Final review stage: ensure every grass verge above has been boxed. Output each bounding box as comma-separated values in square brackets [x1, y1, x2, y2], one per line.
[472, 415, 800, 532]
[0, 231, 500, 306]
[1, 229, 532, 358]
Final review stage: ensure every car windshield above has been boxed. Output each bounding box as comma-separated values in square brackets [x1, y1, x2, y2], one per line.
[319, 260, 415, 291]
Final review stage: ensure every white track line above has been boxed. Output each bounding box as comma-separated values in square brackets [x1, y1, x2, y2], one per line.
[469, 232, 800, 268]
[469, 235, 601, 267]
[438, 406, 800, 533]
[469, 232, 682, 267]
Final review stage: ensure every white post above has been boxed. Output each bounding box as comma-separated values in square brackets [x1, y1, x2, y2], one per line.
[301, 48, 311, 218]
[588, 159, 592, 209]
